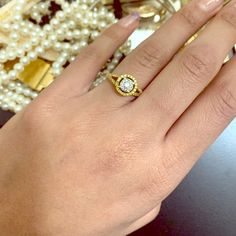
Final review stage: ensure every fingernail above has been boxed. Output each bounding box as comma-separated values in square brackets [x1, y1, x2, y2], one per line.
[199, 0, 224, 11]
[118, 12, 140, 27]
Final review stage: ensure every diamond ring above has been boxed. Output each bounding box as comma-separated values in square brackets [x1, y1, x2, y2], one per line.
[107, 73, 142, 97]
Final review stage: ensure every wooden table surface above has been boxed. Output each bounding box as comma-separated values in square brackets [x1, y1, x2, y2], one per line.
[1, 110, 236, 236]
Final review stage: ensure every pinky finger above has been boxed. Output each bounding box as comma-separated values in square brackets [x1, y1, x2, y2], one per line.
[165, 56, 236, 170]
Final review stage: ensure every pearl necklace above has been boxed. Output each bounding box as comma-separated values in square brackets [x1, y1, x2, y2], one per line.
[0, 0, 131, 113]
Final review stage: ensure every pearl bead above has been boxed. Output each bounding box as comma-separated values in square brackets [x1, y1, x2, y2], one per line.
[0, 53, 7, 63]
[9, 70, 17, 80]
[54, 42, 62, 51]
[1, 22, 11, 32]
[8, 82, 16, 90]
[75, 12, 82, 22]
[56, 11, 66, 20]
[42, 40, 51, 48]
[14, 63, 24, 73]
[10, 32, 20, 41]
[81, 19, 89, 27]
[24, 42, 32, 51]
[8, 51, 17, 60]
[73, 30, 81, 39]
[82, 29, 90, 38]
[51, 18, 60, 28]
[35, 46, 44, 54]
[20, 57, 30, 65]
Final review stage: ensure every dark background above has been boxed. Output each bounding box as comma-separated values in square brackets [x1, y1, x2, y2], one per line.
[1, 111, 236, 236]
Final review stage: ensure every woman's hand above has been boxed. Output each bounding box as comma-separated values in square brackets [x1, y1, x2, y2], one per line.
[1, 0, 236, 235]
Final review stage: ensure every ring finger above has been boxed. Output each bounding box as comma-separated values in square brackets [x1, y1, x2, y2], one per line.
[94, 0, 224, 106]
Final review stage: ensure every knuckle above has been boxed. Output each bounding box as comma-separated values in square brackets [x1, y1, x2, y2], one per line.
[136, 43, 165, 70]
[218, 4, 236, 30]
[178, 6, 198, 28]
[211, 82, 236, 120]
[103, 24, 126, 45]
[147, 93, 176, 121]
[180, 45, 216, 85]
[79, 44, 98, 62]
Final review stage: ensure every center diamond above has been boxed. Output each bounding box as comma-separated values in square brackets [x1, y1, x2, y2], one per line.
[119, 78, 135, 93]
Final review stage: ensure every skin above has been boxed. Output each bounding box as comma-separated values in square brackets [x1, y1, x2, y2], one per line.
[0, 0, 236, 235]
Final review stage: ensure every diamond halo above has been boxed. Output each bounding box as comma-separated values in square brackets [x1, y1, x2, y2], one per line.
[115, 74, 138, 96]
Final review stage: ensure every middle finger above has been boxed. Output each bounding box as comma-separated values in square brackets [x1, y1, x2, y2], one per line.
[138, 0, 236, 134]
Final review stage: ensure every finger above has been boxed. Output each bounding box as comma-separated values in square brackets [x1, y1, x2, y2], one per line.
[94, 0, 224, 107]
[125, 205, 161, 235]
[44, 14, 139, 98]
[139, 0, 236, 134]
[164, 55, 236, 179]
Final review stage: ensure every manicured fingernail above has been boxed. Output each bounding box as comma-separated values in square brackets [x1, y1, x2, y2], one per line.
[199, 0, 224, 12]
[118, 12, 140, 27]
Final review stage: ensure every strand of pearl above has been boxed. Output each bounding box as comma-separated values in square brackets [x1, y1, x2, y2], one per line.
[0, 0, 131, 113]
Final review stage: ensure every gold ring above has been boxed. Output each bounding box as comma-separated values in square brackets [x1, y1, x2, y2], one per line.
[107, 73, 142, 97]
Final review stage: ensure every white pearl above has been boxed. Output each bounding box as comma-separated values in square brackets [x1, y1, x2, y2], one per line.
[49, 34, 57, 43]
[72, 43, 80, 53]
[10, 32, 20, 41]
[2, 103, 9, 111]
[35, 46, 44, 54]
[99, 21, 107, 30]
[23, 88, 31, 97]
[28, 52, 37, 60]
[8, 82, 16, 90]
[75, 12, 82, 22]
[20, 57, 30, 65]
[0, 53, 7, 63]
[31, 37, 39, 46]
[31, 92, 38, 99]
[14, 15, 22, 22]
[9, 70, 17, 80]
[8, 51, 17, 60]
[73, 30, 81, 39]
[80, 41, 88, 48]
[22, 27, 30, 35]
[69, 56, 76, 62]
[68, 20, 76, 28]
[65, 31, 73, 40]
[42, 40, 51, 48]
[81, 19, 89, 27]
[63, 43, 71, 51]
[51, 18, 60, 28]
[16, 48, 24, 57]
[56, 11, 66, 20]
[82, 29, 90, 38]
[54, 42, 62, 51]
[23, 98, 31, 105]
[14, 63, 24, 73]
[24, 42, 32, 51]
[43, 25, 52, 33]
[1, 22, 11, 32]
[14, 105, 22, 113]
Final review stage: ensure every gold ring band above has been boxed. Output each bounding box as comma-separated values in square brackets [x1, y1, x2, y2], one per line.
[107, 73, 142, 97]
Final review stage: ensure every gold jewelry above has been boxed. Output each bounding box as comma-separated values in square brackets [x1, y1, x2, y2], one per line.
[108, 73, 142, 97]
